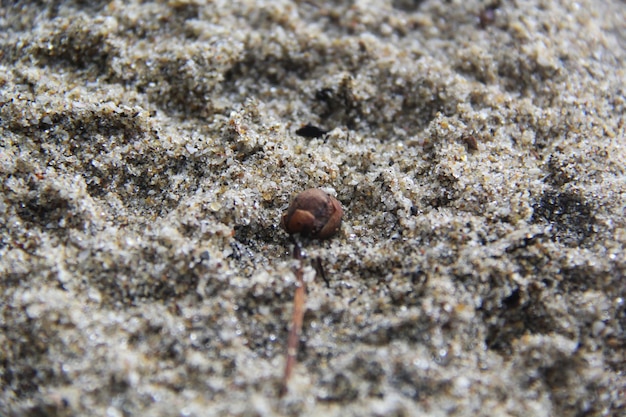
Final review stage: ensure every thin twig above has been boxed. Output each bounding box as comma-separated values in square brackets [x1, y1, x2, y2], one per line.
[280, 241, 305, 396]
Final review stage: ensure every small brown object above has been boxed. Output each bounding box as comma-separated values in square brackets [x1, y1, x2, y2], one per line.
[280, 242, 305, 397]
[462, 134, 479, 151]
[281, 188, 343, 239]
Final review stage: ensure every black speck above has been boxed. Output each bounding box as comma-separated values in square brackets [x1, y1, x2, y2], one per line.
[503, 288, 521, 308]
[392, 0, 426, 12]
[228, 242, 242, 260]
[532, 190, 594, 246]
[296, 124, 328, 139]
[315, 88, 334, 102]
[478, 1, 500, 29]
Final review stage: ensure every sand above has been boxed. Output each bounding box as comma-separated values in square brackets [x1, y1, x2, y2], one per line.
[1, 0, 625, 416]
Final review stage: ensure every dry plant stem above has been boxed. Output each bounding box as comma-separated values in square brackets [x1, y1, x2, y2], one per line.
[280, 240, 305, 397]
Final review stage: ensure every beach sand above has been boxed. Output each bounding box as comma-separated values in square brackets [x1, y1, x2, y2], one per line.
[1, 1, 625, 415]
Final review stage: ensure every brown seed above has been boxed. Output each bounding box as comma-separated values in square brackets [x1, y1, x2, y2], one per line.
[281, 188, 343, 239]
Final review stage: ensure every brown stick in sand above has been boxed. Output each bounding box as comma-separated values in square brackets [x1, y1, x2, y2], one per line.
[280, 241, 305, 397]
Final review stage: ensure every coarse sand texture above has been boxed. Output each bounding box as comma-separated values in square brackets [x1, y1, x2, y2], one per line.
[1, 1, 625, 416]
